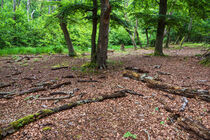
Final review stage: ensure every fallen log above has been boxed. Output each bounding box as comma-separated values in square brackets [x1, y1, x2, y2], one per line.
[0, 91, 127, 139]
[177, 117, 210, 140]
[77, 79, 98, 83]
[51, 66, 68, 70]
[0, 82, 14, 89]
[19, 87, 46, 95]
[125, 67, 149, 73]
[158, 98, 210, 140]
[123, 70, 210, 102]
[50, 81, 71, 89]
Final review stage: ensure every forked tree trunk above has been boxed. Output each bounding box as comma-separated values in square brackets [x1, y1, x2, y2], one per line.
[96, 0, 111, 69]
[91, 0, 98, 63]
[59, 22, 76, 57]
[154, 0, 167, 56]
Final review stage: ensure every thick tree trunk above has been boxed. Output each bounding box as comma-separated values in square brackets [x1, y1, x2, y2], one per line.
[164, 27, 170, 48]
[96, 0, 111, 69]
[59, 22, 76, 57]
[154, 0, 167, 56]
[145, 28, 149, 47]
[27, 0, 30, 21]
[135, 19, 142, 48]
[91, 0, 98, 63]
[1, 0, 3, 8]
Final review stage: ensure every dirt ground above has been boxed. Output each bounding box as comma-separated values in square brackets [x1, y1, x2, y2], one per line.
[0, 47, 209, 140]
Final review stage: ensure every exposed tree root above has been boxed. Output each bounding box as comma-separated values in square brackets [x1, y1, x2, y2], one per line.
[77, 79, 98, 83]
[19, 87, 46, 95]
[0, 91, 127, 139]
[50, 81, 71, 89]
[0, 92, 14, 99]
[123, 70, 210, 102]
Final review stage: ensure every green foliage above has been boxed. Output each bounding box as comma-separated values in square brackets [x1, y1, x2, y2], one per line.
[123, 131, 137, 139]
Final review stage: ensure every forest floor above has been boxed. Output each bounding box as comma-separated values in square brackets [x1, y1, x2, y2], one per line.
[0, 46, 209, 140]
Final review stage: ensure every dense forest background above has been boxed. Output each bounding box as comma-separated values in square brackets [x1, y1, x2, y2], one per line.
[0, 0, 209, 55]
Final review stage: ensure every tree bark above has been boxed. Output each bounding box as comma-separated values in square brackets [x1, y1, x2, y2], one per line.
[164, 27, 170, 48]
[145, 28, 149, 47]
[1, 0, 3, 8]
[59, 22, 76, 57]
[13, 0, 16, 20]
[96, 0, 111, 69]
[154, 0, 167, 56]
[48, 0, 51, 14]
[135, 19, 142, 48]
[27, 0, 30, 21]
[91, 0, 98, 63]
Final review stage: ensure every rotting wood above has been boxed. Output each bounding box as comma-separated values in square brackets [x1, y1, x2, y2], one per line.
[62, 75, 75, 78]
[157, 98, 210, 140]
[125, 66, 149, 73]
[50, 81, 71, 89]
[0, 82, 15, 89]
[51, 66, 68, 70]
[123, 70, 210, 102]
[0, 92, 14, 99]
[0, 91, 127, 139]
[19, 87, 46, 95]
[77, 79, 98, 83]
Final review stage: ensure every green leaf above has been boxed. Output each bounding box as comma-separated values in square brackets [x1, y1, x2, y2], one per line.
[160, 121, 164, 125]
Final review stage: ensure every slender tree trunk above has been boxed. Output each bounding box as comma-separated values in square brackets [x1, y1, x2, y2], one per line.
[31, 10, 35, 20]
[48, 0, 51, 14]
[59, 22, 76, 57]
[17, 0, 21, 7]
[91, 0, 98, 63]
[27, 0, 30, 21]
[174, 35, 180, 44]
[164, 27, 170, 48]
[96, 0, 111, 69]
[135, 19, 142, 48]
[1, 0, 3, 8]
[179, 18, 193, 48]
[13, 0, 16, 20]
[124, 0, 137, 50]
[145, 28, 149, 47]
[154, 0, 167, 56]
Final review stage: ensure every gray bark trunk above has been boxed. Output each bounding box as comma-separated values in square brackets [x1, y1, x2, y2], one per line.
[60, 22, 76, 56]
[1, 0, 3, 8]
[164, 27, 170, 48]
[154, 0, 167, 56]
[27, 0, 30, 21]
[96, 0, 111, 69]
[91, 0, 98, 63]
[145, 28, 149, 47]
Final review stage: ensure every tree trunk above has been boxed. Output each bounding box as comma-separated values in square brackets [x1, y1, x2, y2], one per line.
[1, 0, 3, 8]
[124, 0, 137, 50]
[164, 27, 170, 48]
[48, 0, 51, 14]
[135, 19, 142, 48]
[174, 35, 180, 44]
[96, 0, 111, 69]
[27, 0, 30, 21]
[91, 0, 98, 63]
[59, 22, 76, 57]
[154, 0, 167, 56]
[31, 10, 35, 20]
[17, 0, 21, 7]
[13, 0, 16, 20]
[145, 28, 149, 47]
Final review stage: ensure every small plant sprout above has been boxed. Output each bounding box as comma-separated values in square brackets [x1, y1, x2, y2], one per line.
[123, 131, 137, 139]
